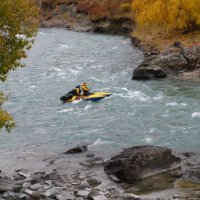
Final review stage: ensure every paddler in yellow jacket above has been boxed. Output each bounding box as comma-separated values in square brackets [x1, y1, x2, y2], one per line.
[60, 85, 82, 102]
[81, 82, 91, 96]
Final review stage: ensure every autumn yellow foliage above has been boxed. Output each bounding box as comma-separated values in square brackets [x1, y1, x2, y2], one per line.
[132, 0, 200, 32]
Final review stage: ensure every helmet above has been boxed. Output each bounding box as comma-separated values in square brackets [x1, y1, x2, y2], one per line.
[76, 85, 80, 88]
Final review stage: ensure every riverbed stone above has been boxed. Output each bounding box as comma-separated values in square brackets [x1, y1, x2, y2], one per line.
[64, 145, 88, 154]
[56, 191, 73, 200]
[43, 187, 61, 198]
[87, 179, 102, 187]
[3, 191, 27, 200]
[0, 181, 15, 193]
[89, 194, 108, 200]
[104, 145, 181, 182]
[75, 190, 90, 198]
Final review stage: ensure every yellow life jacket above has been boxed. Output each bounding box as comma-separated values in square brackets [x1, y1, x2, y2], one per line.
[76, 88, 81, 95]
[81, 83, 90, 92]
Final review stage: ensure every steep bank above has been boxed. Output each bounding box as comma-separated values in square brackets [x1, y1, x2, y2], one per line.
[39, 0, 133, 34]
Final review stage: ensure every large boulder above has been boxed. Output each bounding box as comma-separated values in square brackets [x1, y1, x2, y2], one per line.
[132, 65, 167, 79]
[160, 52, 188, 72]
[104, 145, 181, 182]
[184, 46, 200, 70]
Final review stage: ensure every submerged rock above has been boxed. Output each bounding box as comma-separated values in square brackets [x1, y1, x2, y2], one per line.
[64, 145, 88, 154]
[104, 145, 181, 182]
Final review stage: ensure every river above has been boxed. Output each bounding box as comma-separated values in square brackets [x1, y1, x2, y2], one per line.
[0, 28, 200, 173]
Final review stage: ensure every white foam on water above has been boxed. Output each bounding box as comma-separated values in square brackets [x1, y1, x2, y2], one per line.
[54, 68, 62, 72]
[141, 137, 153, 143]
[166, 102, 187, 107]
[180, 103, 188, 107]
[192, 112, 200, 118]
[153, 95, 164, 100]
[29, 85, 37, 89]
[90, 65, 103, 69]
[148, 128, 155, 133]
[91, 77, 107, 83]
[90, 138, 111, 147]
[57, 44, 71, 49]
[57, 108, 74, 113]
[68, 68, 80, 75]
[84, 105, 92, 111]
[38, 32, 47, 35]
[57, 72, 67, 77]
[114, 91, 149, 102]
[166, 102, 178, 107]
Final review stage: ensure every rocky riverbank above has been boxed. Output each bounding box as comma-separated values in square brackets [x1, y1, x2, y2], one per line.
[40, 0, 133, 34]
[131, 37, 200, 80]
[1, 145, 200, 200]
[38, 0, 200, 81]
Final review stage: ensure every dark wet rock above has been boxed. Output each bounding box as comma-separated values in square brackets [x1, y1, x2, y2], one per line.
[132, 65, 167, 79]
[77, 182, 90, 190]
[87, 179, 102, 187]
[64, 145, 88, 154]
[182, 152, 196, 158]
[43, 172, 62, 181]
[104, 145, 181, 182]
[93, 17, 133, 34]
[29, 175, 43, 185]
[86, 153, 95, 158]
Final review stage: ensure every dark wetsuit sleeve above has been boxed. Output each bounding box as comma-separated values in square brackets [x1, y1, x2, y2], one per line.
[68, 89, 77, 96]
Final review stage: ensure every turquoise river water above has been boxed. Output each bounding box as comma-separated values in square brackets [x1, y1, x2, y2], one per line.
[0, 29, 200, 171]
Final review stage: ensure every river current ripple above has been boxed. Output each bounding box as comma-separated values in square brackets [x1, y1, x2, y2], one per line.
[0, 29, 200, 171]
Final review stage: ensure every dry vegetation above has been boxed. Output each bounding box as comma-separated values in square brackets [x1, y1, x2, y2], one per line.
[132, 0, 200, 51]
